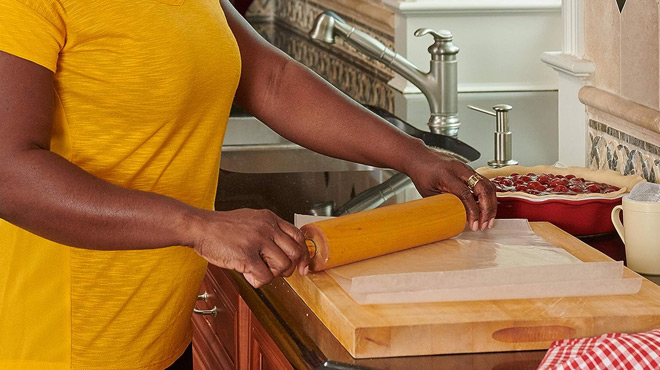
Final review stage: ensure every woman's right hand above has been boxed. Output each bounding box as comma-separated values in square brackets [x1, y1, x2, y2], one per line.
[188, 208, 310, 288]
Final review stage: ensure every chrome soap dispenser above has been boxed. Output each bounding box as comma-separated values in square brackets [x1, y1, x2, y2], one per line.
[468, 104, 518, 168]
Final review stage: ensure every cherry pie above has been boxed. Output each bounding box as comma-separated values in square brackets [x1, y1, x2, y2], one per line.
[491, 173, 621, 196]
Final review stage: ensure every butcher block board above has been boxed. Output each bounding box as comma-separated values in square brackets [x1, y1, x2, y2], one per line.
[284, 222, 660, 358]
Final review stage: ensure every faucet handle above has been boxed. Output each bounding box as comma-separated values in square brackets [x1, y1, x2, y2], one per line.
[414, 28, 452, 41]
[414, 28, 459, 58]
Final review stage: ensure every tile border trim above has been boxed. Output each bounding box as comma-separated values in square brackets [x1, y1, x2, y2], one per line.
[589, 120, 660, 157]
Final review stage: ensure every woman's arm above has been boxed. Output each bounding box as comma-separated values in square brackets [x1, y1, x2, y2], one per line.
[221, 1, 497, 231]
[0, 51, 308, 287]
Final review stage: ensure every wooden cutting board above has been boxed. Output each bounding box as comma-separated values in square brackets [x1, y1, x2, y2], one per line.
[284, 222, 660, 358]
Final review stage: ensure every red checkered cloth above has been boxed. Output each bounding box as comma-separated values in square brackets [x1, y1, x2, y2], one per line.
[537, 329, 660, 370]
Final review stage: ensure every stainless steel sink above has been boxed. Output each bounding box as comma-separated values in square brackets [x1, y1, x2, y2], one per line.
[216, 116, 401, 222]
[221, 116, 376, 174]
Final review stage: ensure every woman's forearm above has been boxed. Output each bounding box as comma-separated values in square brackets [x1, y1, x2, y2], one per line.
[224, 0, 497, 231]
[225, 3, 430, 175]
[235, 56, 431, 174]
[0, 147, 198, 250]
[0, 51, 198, 251]
[0, 133, 309, 286]
[0, 141, 310, 286]
[241, 57, 431, 174]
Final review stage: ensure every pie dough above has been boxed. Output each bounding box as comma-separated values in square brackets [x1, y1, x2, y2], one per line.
[476, 165, 646, 199]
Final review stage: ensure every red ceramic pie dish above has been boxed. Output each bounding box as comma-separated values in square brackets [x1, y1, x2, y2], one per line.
[476, 165, 646, 236]
[494, 194, 624, 236]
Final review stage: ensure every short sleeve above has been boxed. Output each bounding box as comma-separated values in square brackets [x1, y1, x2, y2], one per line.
[0, 0, 66, 72]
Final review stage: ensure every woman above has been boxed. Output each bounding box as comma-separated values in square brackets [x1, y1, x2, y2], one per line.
[0, 0, 496, 368]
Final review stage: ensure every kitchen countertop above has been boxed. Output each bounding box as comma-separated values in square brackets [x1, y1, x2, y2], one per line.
[643, 274, 660, 286]
[225, 222, 660, 370]
[228, 269, 548, 370]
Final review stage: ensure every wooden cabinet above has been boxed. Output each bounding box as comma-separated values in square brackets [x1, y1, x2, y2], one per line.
[246, 310, 295, 370]
[192, 269, 238, 370]
[193, 267, 293, 370]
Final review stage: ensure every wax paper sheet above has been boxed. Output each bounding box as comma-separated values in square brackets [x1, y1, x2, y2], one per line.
[294, 217, 641, 304]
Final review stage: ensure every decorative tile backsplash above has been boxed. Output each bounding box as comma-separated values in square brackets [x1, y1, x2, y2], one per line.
[588, 119, 660, 183]
[246, 0, 395, 111]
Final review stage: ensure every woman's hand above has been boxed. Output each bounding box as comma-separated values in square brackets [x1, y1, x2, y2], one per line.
[188, 208, 310, 288]
[404, 148, 498, 231]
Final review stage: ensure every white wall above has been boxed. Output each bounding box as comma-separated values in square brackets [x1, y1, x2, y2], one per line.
[383, 0, 563, 168]
[394, 90, 559, 169]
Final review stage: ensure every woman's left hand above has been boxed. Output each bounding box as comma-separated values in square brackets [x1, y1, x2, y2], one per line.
[404, 148, 498, 231]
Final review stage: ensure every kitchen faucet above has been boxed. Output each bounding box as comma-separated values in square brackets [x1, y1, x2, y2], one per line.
[309, 11, 461, 137]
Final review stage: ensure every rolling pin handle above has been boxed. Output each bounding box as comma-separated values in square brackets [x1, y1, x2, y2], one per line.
[305, 238, 318, 258]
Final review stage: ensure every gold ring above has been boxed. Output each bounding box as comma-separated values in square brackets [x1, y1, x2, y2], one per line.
[305, 238, 317, 258]
[466, 174, 481, 192]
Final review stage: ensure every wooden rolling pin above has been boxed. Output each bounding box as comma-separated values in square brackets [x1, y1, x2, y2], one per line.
[302, 194, 466, 271]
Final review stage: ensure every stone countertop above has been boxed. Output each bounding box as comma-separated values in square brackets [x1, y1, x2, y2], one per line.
[229, 234, 660, 369]
[229, 269, 547, 370]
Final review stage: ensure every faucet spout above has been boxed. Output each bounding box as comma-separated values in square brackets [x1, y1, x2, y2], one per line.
[310, 11, 461, 137]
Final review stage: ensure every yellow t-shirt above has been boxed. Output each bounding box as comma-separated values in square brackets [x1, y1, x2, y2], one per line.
[0, 0, 241, 369]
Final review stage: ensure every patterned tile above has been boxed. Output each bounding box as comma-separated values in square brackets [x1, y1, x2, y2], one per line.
[588, 119, 660, 183]
[246, 0, 395, 112]
[606, 143, 619, 171]
[652, 159, 660, 183]
[245, 0, 274, 17]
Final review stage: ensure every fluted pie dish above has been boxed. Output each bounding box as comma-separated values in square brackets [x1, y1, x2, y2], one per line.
[477, 165, 645, 236]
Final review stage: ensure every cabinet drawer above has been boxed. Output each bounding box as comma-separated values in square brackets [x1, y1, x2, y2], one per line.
[195, 272, 239, 367]
[193, 314, 233, 370]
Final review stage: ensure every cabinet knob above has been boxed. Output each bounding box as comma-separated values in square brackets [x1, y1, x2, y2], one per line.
[194, 290, 218, 317]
